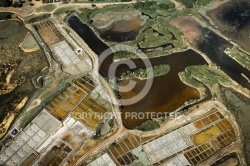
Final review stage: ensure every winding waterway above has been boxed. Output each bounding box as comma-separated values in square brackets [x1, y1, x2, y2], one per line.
[207, 0, 250, 52]
[67, 15, 208, 128]
[67, 14, 250, 128]
[197, 27, 250, 89]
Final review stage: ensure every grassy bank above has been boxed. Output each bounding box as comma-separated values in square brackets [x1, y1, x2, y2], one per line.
[76, 1, 190, 60]
[182, 65, 232, 88]
[136, 120, 160, 131]
[226, 46, 250, 71]
[176, 0, 213, 8]
[19, 73, 74, 129]
[117, 64, 170, 80]
[36, 4, 56, 13]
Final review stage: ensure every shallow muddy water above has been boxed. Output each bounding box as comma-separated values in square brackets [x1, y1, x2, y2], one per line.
[68, 16, 208, 128]
[172, 16, 250, 90]
[197, 27, 250, 89]
[207, 0, 250, 52]
[119, 50, 207, 128]
[98, 17, 143, 42]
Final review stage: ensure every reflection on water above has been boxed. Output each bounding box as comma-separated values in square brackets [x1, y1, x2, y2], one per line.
[67, 15, 250, 129]
[119, 50, 207, 128]
[207, 0, 250, 52]
[98, 17, 143, 42]
[197, 28, 250, 89]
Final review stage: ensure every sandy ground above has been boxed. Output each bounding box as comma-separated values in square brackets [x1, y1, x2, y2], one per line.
[0, 62, 25, 96]
[0, 113, 15, 138]
[170, 0, 185, 10]
[0, 96, 28, 139]
[16, 96, 29, 111]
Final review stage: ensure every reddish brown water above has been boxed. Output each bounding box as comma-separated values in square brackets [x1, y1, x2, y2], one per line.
[67, 16, 208, 129]
[120, 50, 207, 129]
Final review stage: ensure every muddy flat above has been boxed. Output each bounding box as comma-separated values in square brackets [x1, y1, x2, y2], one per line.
[171, 16, 203, 47]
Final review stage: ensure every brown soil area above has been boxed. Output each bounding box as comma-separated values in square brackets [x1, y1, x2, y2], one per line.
[112, 17, 143, 32]
[38, 143, 71, 166]
[92, 10, 141, 29]
[0, 20, 48, 138]
[171, 16, 203, 47]
[66, 126, 119, 165]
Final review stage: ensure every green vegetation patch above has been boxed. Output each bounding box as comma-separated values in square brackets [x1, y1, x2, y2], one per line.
[25, 14, 51, 23]
[136, 16, 183, 49]
[77, 8, 92, 23]
[226, 46, 250, 71]
[180, 71, 203, 89]
[133, 1, 175, 18]
[136, 120, 160, 131]
[20, 73, 73, 129]
[220, 87, 250, 165]
[176, 0, 212, 8]
[89, 4, 134, 21]
[118, 64, 170, 80]
[76, 1, 190, 60]
[183, 65, 232, 88]
[74, 0, 132, 3]
[54, 7, 76, 14]
[36, 4, 57, 13]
